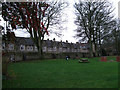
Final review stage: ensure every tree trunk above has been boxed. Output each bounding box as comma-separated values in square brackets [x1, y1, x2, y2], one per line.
[98, 30, 102, 56]
[115, 29, 119, 56]
[38, 38, 44, 60]
[94, 42, 98, 57]
[93, 34, 98, 57]
[92, 42, 98, 57]
[95, 29, 98, 57]
[89, 38, 93, 57]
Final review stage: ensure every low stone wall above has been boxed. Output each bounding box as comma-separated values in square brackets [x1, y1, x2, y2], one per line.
[2, 52, 89, 61]
[2, 52, 39, 62]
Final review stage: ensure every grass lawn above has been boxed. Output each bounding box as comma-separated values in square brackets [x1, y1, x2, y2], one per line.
[2, 56, 119, 88]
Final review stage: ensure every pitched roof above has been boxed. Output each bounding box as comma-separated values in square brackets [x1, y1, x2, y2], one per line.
[24, 38, 34, 45]
[61, 42, 67, 48]
[15, 37, 89, 49]
[46, 40, 53, 47]
[80, 43, 90, 49]
[16, 37, 34, 45]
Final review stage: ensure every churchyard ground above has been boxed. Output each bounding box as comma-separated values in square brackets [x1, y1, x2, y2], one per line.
[3, 56, 118, 88]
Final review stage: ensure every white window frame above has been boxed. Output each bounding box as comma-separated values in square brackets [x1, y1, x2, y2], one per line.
[20, 45, 25, 51]
[30, 46, 33, 51]
[27, 46, 30, 51]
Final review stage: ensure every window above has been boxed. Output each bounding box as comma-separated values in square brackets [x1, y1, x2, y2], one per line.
[53, 47, 56, 52]
[63, 48, 66, 52]
[48, 47, 52, 52]
[67, 48, 70, 52]
[9, 44, 14, 50]
[43, 47, 47, 52]
[77, 49, 80, 52]
[72, 48, 74, 52]
[20, 45, 25, 51]
[34, 46, 38, 51]
[59, 48, 62, 52]
[30, 46, 33, 51]
[27, 46, 30, 51]
[74, 49, 77, 52]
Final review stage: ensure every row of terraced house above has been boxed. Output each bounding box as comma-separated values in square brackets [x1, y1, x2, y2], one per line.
[2, 38, 89, 53]
[2, 32, 89, 60]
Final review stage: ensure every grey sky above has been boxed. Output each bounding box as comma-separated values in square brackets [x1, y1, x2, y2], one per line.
[0, 0, 120, 43]
[48, 0, 120, 43]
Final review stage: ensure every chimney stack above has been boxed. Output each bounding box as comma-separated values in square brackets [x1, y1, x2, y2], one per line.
[53, 38, 55, 41]
[66, 40, 68, 43]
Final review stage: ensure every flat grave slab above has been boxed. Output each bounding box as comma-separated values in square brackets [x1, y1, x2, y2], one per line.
[79, 59, 89, 63]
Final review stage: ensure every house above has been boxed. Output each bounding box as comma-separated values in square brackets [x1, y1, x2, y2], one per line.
[2, 32, 90, 60]
[2, 36, 89, 53]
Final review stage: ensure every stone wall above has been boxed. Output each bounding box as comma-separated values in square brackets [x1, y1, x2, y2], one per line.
[2, 52, 89, 61]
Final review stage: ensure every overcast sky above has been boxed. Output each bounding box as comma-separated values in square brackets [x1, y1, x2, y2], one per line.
[46, 0, 120, 43]
[0, 0, 120, 43]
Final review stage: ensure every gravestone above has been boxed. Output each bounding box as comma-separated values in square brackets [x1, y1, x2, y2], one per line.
[116, 56, 120, 62]
[101, 57, 107, 62]
[79, 59, 89, 63]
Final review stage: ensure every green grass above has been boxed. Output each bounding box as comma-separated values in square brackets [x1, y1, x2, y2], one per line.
[3, 57, 118, 88]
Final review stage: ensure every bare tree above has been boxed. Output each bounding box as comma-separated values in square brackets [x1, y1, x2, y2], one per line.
[74, 0, 114, 57]
[102, 19, 120, 55]
[2, 0, 68, 59]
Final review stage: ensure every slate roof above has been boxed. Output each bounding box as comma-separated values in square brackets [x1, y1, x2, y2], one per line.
[46, 40, 53, 47]
[14, 37, 89, 49]
[80, 43, 90, 49]
[24, 38, 34, 45]
[16, 37, 34, 46]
